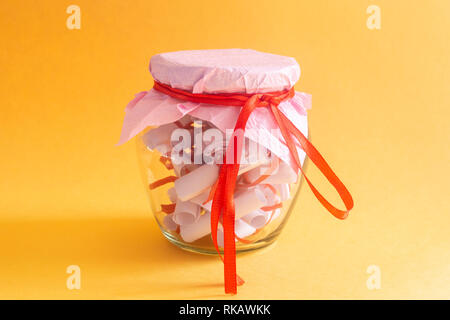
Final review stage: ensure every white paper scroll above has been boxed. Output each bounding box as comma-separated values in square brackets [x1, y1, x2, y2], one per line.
[190, 188, 212, 210]
[235, 144, 271, 175]
[163, 214, 178, 231]
[242, 209, 270, 229]
[190, 186, 268, 219]
[216, 219, 257, 247]
[237, 160, 268, 176]
[180, 212, 211, 243]
[178, 190, 266, 243]
[234, 187, 268, 220]
[172, 200, 201, 225]
[174, 164, 220, 201]
[259, 185, 281, 207]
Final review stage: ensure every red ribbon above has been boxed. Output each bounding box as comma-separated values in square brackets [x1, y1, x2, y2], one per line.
[153, 81, 354, 294]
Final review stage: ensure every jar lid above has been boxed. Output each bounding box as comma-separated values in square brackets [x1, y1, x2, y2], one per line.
[149, 49, 300, 94]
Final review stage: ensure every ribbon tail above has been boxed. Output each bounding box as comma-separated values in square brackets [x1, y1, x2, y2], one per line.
[223, 165, 238, 293]
[210, 164, 245, 293]
[219, 96, 261, 293]
[211, 167, 227, 257]
[273, 107, 354, 219]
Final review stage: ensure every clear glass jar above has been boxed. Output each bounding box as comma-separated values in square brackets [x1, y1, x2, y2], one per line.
[136, 115, 306, 255]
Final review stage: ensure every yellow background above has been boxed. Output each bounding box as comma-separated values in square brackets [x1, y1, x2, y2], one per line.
[0, 0, 449, 299]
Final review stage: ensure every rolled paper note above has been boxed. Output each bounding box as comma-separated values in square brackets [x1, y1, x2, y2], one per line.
[236, 219, 257, 238]
[142, 123, 178, 153]
[163, 214, 178, 231]
[180, 212, 211, 243]
[242, 209, 270, 229]
[234, 187, 268, 220]
[172, 162, 199, 177]
[190, 188, 212, 210]
[172, 200, 201, 225]
[275, 184, 290, 202]
[238, 161, 268, 176]
[259, 185, 281, 206]
[174, 164, 219, 201]
[167, 187, 177, 203]
[193, 187, 268, 215]
[216, 219, 257, 247]
[237, 148, 271, 175]
[192, 187, 267, 219]
[245, 160, 297, 185]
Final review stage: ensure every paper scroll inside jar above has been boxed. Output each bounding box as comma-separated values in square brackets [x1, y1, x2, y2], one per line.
[137, 116, 306, 249]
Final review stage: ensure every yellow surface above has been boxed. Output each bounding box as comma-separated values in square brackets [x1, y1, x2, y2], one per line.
[0, 0, 449, 299]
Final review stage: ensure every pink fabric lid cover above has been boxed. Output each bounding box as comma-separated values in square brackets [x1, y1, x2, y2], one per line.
[149, 49, 300, 94]
[118, 49, 311, 169]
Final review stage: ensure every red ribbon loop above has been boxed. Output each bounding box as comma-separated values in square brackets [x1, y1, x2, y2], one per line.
[152, 81, 354, 294]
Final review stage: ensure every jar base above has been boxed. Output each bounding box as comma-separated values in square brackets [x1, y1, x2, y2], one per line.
[162, 230, 279, 255]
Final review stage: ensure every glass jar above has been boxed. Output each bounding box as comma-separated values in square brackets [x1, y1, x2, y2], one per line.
[119, 49, 353, 294]
[136, 115, 307, 255]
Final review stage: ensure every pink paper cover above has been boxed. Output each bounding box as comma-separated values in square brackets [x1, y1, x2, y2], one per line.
[118, 49, 311, 168]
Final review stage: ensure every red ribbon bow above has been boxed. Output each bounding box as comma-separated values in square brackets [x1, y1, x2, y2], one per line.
[153, 81, 354, 294]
